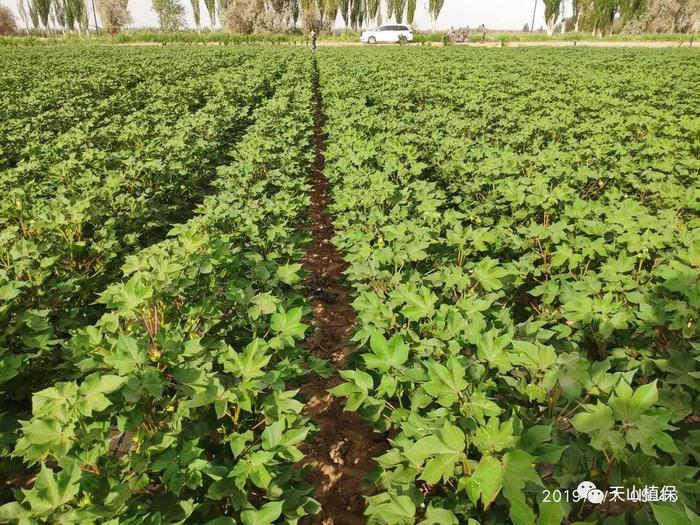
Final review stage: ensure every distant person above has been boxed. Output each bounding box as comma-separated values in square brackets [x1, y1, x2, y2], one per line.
[310, 30, 317, 52]
[479, 24, 486, 43]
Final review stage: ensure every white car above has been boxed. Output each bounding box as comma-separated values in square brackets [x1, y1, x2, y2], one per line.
[361, 25, 414, 44]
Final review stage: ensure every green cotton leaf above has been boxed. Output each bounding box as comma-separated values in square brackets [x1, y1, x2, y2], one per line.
[519, 424, 552, 453]
[536, 499, 567, 525]
[15, 418, 75, 461]
[32, 382, 78, 423]
[240, 500, 284, 525]
[339, 369, 374, 391]
[609, 380, 659, 422]
[473, 417, 517, 455]
[403, 436, 445, 466]
[365, 493, 416, 525]
[423, 357, 467, 406]
[0, 280, 25, 301]
[225, 340, 271, 381]
[421, 454, 457, 485]
[188, 378, 224, 409]
[99, 275, 153, 313]
[332, 370, 374, 411]
[228, 431, 254, 458]
[550, 245, 583, 269]
[440, 420, 467, 451]
[307, 355, 335, 378]
[125, 368, 165, 401]
[270, 307, 307, 338]
[261, 420, 284, 450]
[658, 387, 693, 423]
[249, 464, 272, 490]
[398, 286, 437, 321]
[625, 414, 680, 457]
[76, 374, 127, 417]
[405, 421, 465, 484]
[21, 419, 70, 447]
[378, 374, 398, 398]
[202, 463, 229, 481]
[203, 518, 237, 525]
[651, 503, 694, 525]
[363, 332, 409, 372]
[501, 449, 543, 525]
[467, 454, 503, 507]
[562, 295, 595, 324]
[0, 349, 21, 386]
[419, 503, 459, 524]
[529, 279, 559, 305]
[584, 358, 617, 395]
[18, 328, 54, 351]
[472, 257, 511, 291]
[465, 390, 502, 424]
[247, 292, 280, 320]
[658, 261, 698, 295]
[14, 309, 54, 350]
[475, 329, 513, 373]
[214, 399, 227, 419]
[463, 446, 543, 525]
[570, 402, 626, 453]
[469, 227, 497, 252]
[275, 263, 303, 285]
[0, 502, 28, 522]
[511, 340, 557, 372]
[103, 334, 148, 375]
[21, 464, 81, 516]
[631, 381, 659, 413]
[278, 426, 309, 449]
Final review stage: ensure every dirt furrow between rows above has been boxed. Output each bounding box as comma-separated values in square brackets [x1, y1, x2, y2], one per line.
[297, 58, 387, 525]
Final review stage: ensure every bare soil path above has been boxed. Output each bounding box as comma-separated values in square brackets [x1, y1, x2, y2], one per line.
[297, 59, 387, 525]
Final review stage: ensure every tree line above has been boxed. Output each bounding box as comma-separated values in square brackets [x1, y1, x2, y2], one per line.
[544, 0, 699, 35]
[2, 0, 445, 34]
[2, 0, 698, 35]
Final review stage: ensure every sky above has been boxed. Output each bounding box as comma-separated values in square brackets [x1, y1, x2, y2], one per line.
[3, 0, 555, 32]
